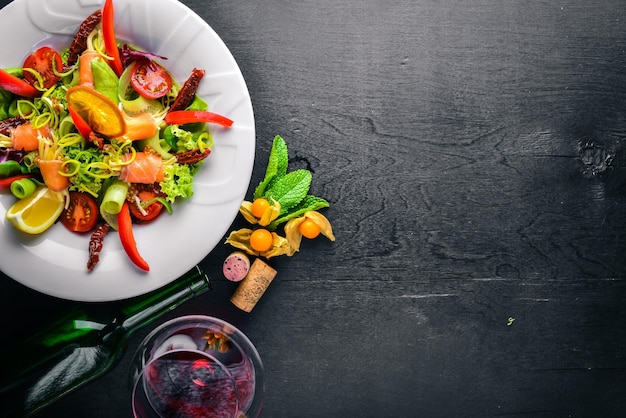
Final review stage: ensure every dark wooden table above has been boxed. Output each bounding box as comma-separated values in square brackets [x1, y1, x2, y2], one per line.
[2, 0, 626, 416]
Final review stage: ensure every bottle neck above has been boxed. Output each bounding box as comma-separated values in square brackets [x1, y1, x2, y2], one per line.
[121, 266, 210, 334]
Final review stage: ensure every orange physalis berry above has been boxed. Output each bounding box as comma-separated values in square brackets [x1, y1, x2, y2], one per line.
[298, 218, 321, 239]
[249, 228, 273, 252]
[251, 198, 270, 218]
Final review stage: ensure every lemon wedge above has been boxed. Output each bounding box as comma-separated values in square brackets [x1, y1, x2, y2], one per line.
[6, 187, 67, 234]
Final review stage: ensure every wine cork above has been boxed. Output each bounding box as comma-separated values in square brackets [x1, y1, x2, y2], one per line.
[231, 258, 277, 312]
[223, 251, 251, 282]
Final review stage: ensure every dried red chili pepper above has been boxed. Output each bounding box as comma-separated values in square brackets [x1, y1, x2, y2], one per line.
[174, 148, 212, 164]
[87, 223, 111, 272]
[66, 9, 102, 66]
[0, 116, 26, 136]
[168, 68, 205, 112]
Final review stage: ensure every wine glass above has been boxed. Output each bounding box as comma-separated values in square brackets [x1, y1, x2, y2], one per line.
[130, 315, 264, 418]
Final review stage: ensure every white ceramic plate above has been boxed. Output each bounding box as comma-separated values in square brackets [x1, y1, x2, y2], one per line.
[0, 0, 255, 301]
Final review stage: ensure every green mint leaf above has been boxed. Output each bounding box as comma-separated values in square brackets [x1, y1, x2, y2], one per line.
[253, 135, 288, 199]
[266, 169, 312, 211]
[268, 195, 330, 230]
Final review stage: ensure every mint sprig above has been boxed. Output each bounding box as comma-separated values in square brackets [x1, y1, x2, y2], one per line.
[253, 135, 288, 199]
[268, 195, 329, 230]
[269, 169, 312, 213]
[252, 135, 329, 231]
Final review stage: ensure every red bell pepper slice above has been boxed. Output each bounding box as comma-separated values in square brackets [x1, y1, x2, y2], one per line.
[164, 110, 234, 127]
[0, 174, 34, 190]
[118, 201, 150, 271]
[68, 106, 92, 139]
[102, 0, 124, 77]
[0, 68, 41, 98]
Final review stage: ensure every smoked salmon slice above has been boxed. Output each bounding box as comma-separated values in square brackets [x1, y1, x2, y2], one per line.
[38, 159, 69, 192]
[11, 123, 51, 152]
[78, 50, 99, 87]
[119, 151, 164, 184]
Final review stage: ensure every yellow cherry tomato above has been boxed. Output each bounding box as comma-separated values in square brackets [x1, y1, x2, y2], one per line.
[298, 218, 321, 239]
[251, 198, 270, 218]
[250, 228, 273, 252]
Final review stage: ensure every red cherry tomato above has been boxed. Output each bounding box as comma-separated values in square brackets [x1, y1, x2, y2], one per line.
[130, 59, 172, 99]
[60, 192, 99, 233]
[129, 190, 164, 223]
[22, 46, 63, 89]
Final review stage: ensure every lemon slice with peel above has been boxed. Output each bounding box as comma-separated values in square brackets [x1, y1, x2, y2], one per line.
[6, 187, 67, 234]
[66, 85, 126, 138]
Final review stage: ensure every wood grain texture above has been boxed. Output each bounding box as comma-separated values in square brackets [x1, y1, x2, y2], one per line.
[1, 0, 626, 416]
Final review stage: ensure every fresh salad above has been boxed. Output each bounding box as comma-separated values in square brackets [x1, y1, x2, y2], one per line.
[0, 0, 233, 272]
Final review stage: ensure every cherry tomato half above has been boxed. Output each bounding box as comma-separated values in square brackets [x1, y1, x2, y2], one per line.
[60, 192, 99, 233]
[22, 47, 63, 89]
[129, 190, 164, 223]
[130, 59, 172, 99]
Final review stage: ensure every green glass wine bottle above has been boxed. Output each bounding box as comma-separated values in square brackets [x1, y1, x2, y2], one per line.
[0, 266, 210, 417]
